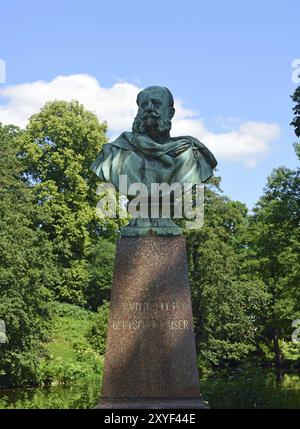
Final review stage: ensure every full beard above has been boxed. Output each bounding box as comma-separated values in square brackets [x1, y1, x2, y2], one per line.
[132, 114, 172, 135]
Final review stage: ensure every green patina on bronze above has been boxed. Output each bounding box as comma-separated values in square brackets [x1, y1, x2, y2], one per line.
[91, 86, 217, 236]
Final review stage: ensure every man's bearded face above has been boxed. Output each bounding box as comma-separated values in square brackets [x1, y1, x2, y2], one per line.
[132, 88, 173, 135]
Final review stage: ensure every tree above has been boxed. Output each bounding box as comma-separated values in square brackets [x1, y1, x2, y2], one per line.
[85, 239, 115, 311]
[186, 180, 270, 367]
[291, 84, 300, 160]
[291, 85, 300, 138]
[20, 100, 113, 306]
[0, 124, 57, 387]
[249, 157, 300, 366]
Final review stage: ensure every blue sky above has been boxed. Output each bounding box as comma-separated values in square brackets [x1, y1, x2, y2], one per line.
[0, 0, 299, 209]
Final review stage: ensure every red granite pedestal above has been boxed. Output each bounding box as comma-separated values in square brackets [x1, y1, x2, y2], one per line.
[96, 236, 207, 409]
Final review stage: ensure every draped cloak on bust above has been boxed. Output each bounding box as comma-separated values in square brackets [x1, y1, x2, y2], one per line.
[91, 131, 217, 193]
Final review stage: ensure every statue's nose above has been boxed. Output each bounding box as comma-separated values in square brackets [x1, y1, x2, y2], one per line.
[145, 101, 154, 111]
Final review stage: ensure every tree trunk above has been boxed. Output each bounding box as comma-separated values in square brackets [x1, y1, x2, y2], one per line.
[273, 328, 283, 367]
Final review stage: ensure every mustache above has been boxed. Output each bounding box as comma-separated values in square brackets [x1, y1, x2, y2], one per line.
[132, 116, 172, 134]
[142, 110, 160, 118]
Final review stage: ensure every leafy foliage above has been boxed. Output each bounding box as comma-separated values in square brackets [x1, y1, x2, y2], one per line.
[20, 101, 111, 305]
[1, 91, 299, 396]
[249, 158, 300, 365]
[38, 302, 104, 386]
[291, 85, 300, 138]
[186, 181, 270, 366]
[0, 124, 57, 387]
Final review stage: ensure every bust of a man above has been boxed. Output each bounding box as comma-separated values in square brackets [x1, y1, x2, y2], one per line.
[91, 86, 217, 235]
[91, 86, 217, 193]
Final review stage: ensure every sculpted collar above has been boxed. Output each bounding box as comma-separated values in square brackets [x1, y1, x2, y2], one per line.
[110, 132, 192, 167]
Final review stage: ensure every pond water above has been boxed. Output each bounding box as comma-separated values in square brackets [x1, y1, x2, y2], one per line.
[0, 367, 299, 409]
[0, 380, 101, 409]
[200, 367, 300, 409]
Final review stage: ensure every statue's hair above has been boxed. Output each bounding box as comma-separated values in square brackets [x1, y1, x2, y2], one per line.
[132, 86, 174, 134]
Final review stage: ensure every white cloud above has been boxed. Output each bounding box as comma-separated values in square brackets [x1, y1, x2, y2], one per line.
[204, 121, 280, 168]
[0, 74, 280, 167]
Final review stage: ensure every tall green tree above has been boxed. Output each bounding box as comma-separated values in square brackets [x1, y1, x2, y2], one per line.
[0, 123, 56, 387]
[244, 89, 300, 366]
[186, 180, 270, 367]
[249, 152, 300, 365]
[20, 100, 113, 306]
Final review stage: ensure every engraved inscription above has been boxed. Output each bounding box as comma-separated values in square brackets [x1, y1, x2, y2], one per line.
[112, 300, 190, 330]
[112, 319, 189, 330]
[122, 301, 186, 312]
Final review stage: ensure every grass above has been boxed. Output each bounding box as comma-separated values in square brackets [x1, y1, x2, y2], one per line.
[0, 302, 106, 408]
[47, 340, 77, 362]
[38, 302, 105, 387]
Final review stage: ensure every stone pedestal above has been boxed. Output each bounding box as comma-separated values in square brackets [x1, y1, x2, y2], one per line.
[97, 236, 207, 409]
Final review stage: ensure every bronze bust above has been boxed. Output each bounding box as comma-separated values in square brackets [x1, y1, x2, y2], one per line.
[91, 86, 217, 235]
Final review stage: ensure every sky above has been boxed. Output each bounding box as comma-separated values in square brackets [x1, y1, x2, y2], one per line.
[0, 0, 299, 210]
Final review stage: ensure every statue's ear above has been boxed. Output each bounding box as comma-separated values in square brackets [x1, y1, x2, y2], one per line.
[169, 107, 175, 119]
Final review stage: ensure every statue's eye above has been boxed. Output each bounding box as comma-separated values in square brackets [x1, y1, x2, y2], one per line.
[153, 100, 161, 107]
